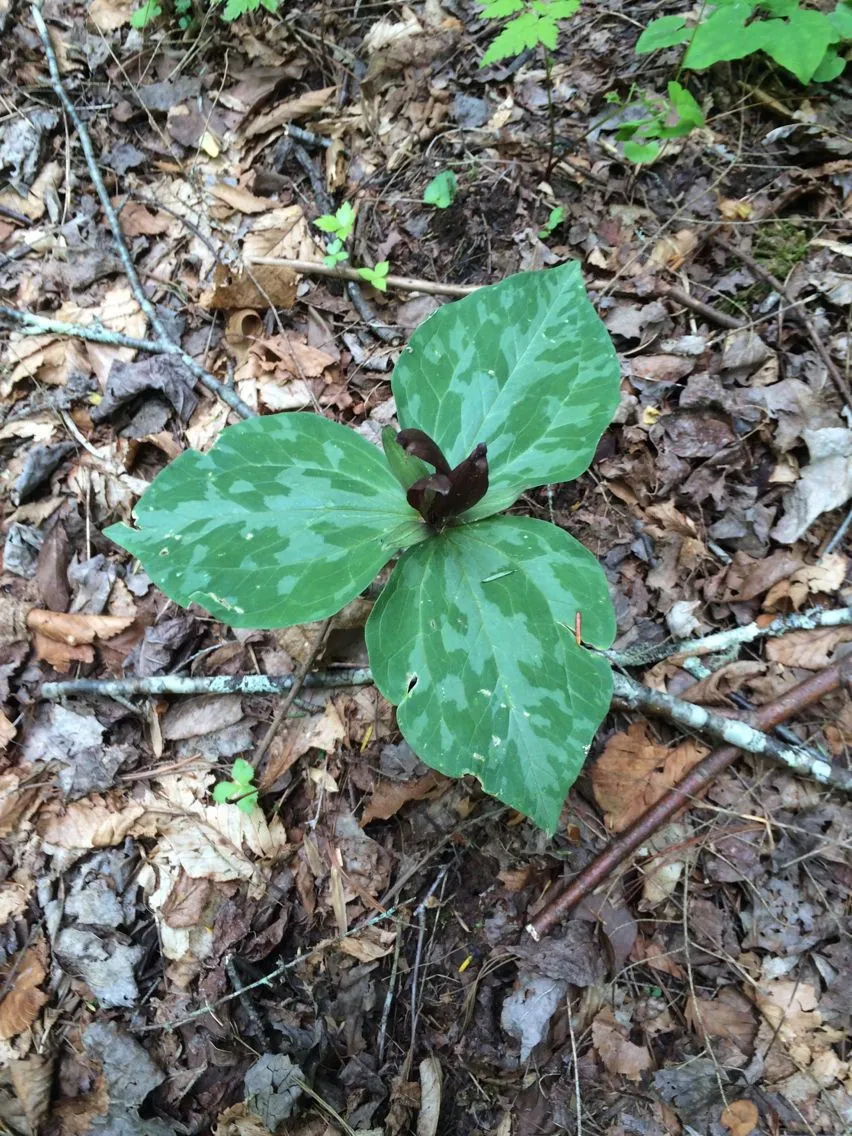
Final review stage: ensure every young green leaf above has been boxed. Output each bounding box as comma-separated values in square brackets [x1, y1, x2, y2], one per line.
[106, 414, 425, 629]
[623, 139, 661, 164]
[131, 0, 163, 27]
[538, 205, 566, 239]
[366, 516, 614, 832]
[634, 13, 689, 54]
[392, 260, 620, 519]
[423, 170, 459, 209]
[358, 262, 390, 292]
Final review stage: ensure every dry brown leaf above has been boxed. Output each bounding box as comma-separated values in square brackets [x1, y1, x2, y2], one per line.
[27, 609, 134, 644]
[87, 0, 135, 31]
[260, 701, 345, 789]
[161, 871, 214, 929]
[200, 263, 297, 311]
[763, 553, 848, 610]
[0, 940, 48, 1040]
[242, 204, 321, 265]
[210, 183, 277, 214]
[678, 661, 765, 706]
[242, 87, 336, 138]
[117, 200, 176, 237]
[0, 774, 44, 839]
[591, 1007, 652, 1081]
[719, 549, 802, 603]
[720, 1099, 759, 1136]
[765, 625, 852, 669]
[39, 796, 149, 850]
[27, 609, 135, 672]
[9, 1051, 54, 1132]
[338, 926, 397, 962]
[648, 228, 698, 271]
[361, 772, 446, 825]
[592, 722, 707, 831]
[685, 988, 757, 1053]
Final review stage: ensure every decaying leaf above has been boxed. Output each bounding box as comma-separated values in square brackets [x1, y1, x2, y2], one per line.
[593, 722, 707, 831]
[0, 939, 48, 1040]
[592, 1007, 652, 1081]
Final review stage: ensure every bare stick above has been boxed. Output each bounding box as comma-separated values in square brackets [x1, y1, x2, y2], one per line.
[0, 306, 177, 354]
[252, 617, 334, 770]
[611, 671, 852, 792]
[30, 4, 255, 422]
[608, 605, 852, 668]
[247, 256, 480, 299]
[41, 668, 373, 702]
[527, 661, 848, 939]
[714, 234, 852, 409]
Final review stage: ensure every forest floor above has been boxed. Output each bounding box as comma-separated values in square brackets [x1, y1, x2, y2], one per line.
[0, 1, 851, 1134]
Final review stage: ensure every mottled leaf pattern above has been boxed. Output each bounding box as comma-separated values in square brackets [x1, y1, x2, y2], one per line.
[366, 517, 614, 832]
[392, 261, 620, 519]
[106, 414, 423, 628]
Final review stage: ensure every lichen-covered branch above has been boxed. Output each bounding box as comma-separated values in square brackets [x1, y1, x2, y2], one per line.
[608, 606, 852, 668]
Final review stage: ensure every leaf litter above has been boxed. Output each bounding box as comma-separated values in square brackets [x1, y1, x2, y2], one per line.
[0, 1, 850, 1133]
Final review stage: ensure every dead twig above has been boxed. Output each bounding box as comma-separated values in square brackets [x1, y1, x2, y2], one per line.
[607, 605, 852, 668]
[611, 670, 852, 792]
[527, 660, 849, 939]
[29, 4, 255, 422]
[247, 256, 481, 299]
[714, 233, 852, 409]
[41, 667, 373, 702]
[252, 617, 334, 771]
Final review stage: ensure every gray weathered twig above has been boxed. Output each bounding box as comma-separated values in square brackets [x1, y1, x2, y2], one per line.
[608, 606, 852, 668]
[611, 671, 852, 792]
[41, 668, 373, 702]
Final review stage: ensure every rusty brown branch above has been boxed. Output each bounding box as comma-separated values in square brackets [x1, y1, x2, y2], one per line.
[526, 660, 849, 940]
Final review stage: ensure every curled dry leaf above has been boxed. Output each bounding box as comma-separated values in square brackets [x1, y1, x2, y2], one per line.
[763, 553, 848, 610]
[0, 939, 48, 1040]
[27, 609, 135, 673]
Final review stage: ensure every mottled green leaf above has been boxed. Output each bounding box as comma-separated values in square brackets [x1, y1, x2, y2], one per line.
[366, 516, 614, 832]
[106, 413, 423, 628]
[392, 262, 620, 520]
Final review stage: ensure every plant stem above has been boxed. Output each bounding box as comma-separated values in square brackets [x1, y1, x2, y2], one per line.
[544, 46, 556, 181]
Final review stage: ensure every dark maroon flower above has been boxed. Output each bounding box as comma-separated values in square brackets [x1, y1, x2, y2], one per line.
[398, 429, 488, 527]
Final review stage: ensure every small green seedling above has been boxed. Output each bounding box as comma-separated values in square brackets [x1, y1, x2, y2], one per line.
[636, 0, 852, 85]
[222, 0, 279, 19]
[613, 81, 704, 164]
[358, 261, 390, 292]
[212, 758, 259, 813]
[538, 205, 566, 240]
[313, 202, 356, 268]
[478, 0, 582, 66]
[131, 0, 163, 26]
[107, 263, 620, 833]
[423, 170, 459, 209]
[131, 0, 279, 27]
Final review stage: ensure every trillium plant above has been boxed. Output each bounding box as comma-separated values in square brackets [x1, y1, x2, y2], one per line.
[107, 263, 621, 832]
